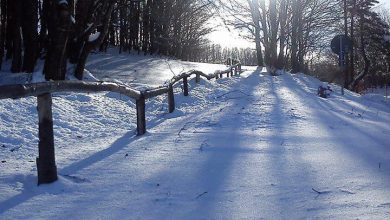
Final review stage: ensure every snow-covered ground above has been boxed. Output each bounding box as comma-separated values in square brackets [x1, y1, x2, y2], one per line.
[86, 50, 229, 89]
[0, 53, 389, 219]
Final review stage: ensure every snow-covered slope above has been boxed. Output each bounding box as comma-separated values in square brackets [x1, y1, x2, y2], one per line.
[0, 54, 389, 219]
[86, 50, 229, 89]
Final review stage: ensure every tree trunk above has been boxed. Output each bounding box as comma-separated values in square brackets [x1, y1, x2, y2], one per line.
[21, 0, 38, 73]
[255, 27, 264, 66]
[350, 14, 370, 91]
[142, 0, 151, 54]
[249, 0, 264, 67]
[349, 0, 356, 86]
[297, 5, 304, 72]
[0, 0, 7, 69]
[259, 0, 270, 65]
[277, 0, 287, 69]
[268, 0, 278, 69]
[10, 0, 22, 73]
[43, 1, 71, 80]
[69, 0, 93, 64]
[291, 0, 300, 73]
[74, 1, 115, 79]
[5, 0, 12, 60]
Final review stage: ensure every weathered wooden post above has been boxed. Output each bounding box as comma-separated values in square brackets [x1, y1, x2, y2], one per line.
[196, 73, 200, 83]
[183, 75, 189, 96]
[227, 70, 230, 77]
[136, 92, 146, 135]
[220, 72, 223, 78]
[231, 67, 234, 76]
[168, 84, 175, 113]
[216, 72, 219, 79]
[36, 93, 58, 185]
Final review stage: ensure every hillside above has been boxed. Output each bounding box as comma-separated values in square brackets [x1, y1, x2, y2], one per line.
[0, 54, 389, 219]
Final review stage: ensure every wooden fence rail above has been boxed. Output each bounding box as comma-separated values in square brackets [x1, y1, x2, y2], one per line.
[0, 63, 242, 184]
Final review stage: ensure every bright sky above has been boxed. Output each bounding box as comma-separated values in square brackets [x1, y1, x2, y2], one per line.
[207, 17, 255, 49]
[379, 0, 390, 8]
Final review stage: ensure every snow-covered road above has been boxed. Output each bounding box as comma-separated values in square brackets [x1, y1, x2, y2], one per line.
[0, 55, 389, 219]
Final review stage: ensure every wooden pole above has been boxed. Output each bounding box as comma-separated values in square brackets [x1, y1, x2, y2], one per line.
[196, 73, 200, 83]
[183, 75, 189, 96]
[136, 93, 146, 135]
[36, 93, 58, 185]
[168, 84, 175, 113]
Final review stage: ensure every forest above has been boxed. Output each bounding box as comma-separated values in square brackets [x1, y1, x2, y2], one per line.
[0, 0, 389, 91]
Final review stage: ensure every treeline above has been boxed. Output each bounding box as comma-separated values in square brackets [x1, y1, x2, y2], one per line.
[191, 44, 258, 66]
[0, 0, 214, 80]
[106, 0, 258, 65]
[217, 0, 341, 71]
[344, 0, 390, 90]
[218, 0, 390, 90]
[1, 0, 388, 91]
[105, 0, 213, 60]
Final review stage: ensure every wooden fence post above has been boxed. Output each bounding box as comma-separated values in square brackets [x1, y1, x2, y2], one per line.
[196, 73, 200, 83]
[168, 84, 175, 113]
[36, 93, 58, 185]
[183, 75, 189, 96]
[220, 72, 223, 78]
[136, 93, 146, 135]
[231, 67, 234, 77]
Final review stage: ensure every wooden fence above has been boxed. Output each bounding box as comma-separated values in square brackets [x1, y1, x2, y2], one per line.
[0, 63, 242, 184]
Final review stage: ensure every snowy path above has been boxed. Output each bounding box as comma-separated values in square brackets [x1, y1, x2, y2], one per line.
[1, 63, 390, 218]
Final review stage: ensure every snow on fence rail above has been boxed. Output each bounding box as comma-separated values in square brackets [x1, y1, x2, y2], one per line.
[0, 63, 241, 185]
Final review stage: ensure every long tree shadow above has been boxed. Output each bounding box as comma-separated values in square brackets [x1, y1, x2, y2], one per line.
[119, 71, 321, 218]
[151, 75, 262, 218]
[287, 73, 390, 176]
[60, 131, 138, 175]
[257, 75, 327, 217]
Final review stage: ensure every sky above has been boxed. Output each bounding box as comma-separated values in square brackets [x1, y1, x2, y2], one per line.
[379, 0, 390, 8]
[209, 0, 390, 49]
[207, 16, 255, 49]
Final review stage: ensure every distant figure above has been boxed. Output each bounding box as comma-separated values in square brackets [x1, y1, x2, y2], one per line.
[317, 85, 333, 98]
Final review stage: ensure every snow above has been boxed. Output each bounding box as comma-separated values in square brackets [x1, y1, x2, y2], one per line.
[58, 0, 68, 5]
[88, 32, 100, 42]
[85, 49, 228, 89]
[0, 53, 390, 219]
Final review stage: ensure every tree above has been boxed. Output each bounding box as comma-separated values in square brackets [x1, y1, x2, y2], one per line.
[217, 0, 340, 72]
[0, 0, 38, 73]
[348, 0, 390, 90]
